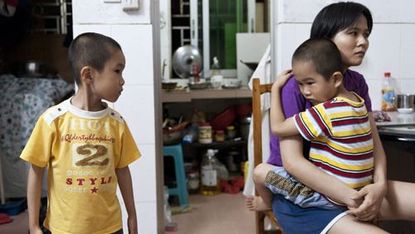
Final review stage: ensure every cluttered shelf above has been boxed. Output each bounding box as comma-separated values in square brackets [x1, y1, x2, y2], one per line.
[185, 138, 246, 149]
[161, 87, 252, 103]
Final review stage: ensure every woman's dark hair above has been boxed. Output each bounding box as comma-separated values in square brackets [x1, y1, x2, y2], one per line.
[310, 2, 373, 39]
[292, 38, 343, 80]
[68, 32, 122, 86]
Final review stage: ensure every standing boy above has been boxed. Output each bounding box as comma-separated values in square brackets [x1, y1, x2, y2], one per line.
[246, 38, 373, 215]
[21, 32, 140, 234]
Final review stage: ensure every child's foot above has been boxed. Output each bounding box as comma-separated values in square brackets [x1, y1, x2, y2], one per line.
[244, 195, 271, 211]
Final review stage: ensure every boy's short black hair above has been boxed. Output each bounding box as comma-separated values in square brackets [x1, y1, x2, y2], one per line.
[292, 38, 342, 80]
[310, 1, 373, 39]
[68, 32, 122, 85]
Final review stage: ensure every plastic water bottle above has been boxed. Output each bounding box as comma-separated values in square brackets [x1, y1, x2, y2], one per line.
[381, 72, 397, 111]
[200, 149, 220, 196]
[210, 57, 223, 89]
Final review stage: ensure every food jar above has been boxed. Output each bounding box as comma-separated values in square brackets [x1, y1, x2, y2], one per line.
[198, 123, 212, 144]
[187, 171, 200, 193]
[226, 125, 236, 140]
[214, 130, 225, 142]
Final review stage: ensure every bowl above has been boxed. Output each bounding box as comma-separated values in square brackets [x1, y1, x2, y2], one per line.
[397, 108, 414, 114]
[162, 82, 177, 91]
[222, 79, 242, 89]
[189, 81, 209, 90]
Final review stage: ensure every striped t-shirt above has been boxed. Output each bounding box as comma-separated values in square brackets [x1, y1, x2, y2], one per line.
[294, 93, 374, 189]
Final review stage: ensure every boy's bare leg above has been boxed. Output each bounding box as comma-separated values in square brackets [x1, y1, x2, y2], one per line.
[245, 163, 274, 211]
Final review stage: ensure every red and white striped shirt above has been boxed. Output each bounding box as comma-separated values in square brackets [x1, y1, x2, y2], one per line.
[294, 93, 373, 189]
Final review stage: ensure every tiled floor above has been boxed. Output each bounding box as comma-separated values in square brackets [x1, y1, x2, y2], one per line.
[0, 192, 258, 234]
[0, 210, 28, 234]
[170, 192, 256, 234]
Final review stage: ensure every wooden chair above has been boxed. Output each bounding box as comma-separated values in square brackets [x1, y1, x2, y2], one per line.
[252, 78, 283, 234]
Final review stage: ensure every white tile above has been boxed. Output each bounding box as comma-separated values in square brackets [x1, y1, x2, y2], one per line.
[366, 78, 383, 111]
[355, 24, 401, 81]
[397, 79, 415, 95]
[111, 25, 155, 86]
[115, 84, 156, 145]
[129, 144, 157, 202]
[275, 24, 310, 72]
[118, 201, 158, 234]
[400, 25, 415, 79]
[277, 0, 415, 23]
[72, 24, 112, 37]
[72, 0, 150, 24]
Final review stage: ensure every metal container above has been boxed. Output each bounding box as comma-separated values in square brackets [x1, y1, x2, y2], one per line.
[396, 94, 415, 113]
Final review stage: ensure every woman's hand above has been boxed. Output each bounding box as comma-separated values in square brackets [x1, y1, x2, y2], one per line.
[348, 182, 387, 222]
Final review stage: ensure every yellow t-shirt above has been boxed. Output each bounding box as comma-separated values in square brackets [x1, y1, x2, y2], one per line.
[20, 99, 141, 234]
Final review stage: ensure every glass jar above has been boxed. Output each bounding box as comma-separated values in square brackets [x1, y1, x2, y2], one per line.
[187, 171, 200, 193]
[198, 123, 212, 144]
[214, 130, 225, 142]
[226, 125, 236, 139]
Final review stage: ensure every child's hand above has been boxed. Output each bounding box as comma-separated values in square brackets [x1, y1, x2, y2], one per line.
[273, 69, 293, 89]
[347, 183, 386, 222]
[29, 226, 43, 234]
[127, 215, 138, 234]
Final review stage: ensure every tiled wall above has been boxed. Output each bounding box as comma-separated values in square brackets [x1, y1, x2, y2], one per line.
[72, 1, 159, 233]
[273, 0, 415, 110]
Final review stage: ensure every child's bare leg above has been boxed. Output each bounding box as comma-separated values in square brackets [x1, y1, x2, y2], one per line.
[245, 163, 274, 211]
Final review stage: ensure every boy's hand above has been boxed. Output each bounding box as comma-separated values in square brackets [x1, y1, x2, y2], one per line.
[29, 226, 43, 234]
[347, 182, 386, 222]
[273, 69, 293, 89]
[127, 215, 138, 234]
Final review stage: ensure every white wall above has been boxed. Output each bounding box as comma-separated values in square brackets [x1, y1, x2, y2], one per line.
[272, 0, 415, 110]
[72, 1, 160, 233]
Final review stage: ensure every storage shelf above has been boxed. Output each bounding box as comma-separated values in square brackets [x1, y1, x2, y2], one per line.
[161, 87, 252, 103]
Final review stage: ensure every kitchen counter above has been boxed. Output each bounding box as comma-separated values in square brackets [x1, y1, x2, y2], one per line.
[376, 111, 415, 127]
[377, 112, 415, 138]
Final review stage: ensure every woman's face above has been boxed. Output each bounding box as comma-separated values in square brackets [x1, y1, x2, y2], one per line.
[332, 15, 370, 68]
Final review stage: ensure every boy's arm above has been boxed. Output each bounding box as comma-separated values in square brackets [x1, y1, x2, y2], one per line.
[27, 164, 45, 234]
[116, 166, 138, 234]
[280, 136, 362, 208]
[270, 70, 300, 137]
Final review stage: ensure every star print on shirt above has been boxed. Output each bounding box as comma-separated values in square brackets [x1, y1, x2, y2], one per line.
[91, 187, 98, 193]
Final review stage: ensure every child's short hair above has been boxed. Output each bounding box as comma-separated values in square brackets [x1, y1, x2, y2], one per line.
[68, 32, 122, 85]
[292, 38, 342, 80]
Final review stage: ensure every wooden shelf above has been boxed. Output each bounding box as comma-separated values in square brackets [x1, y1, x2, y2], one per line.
[161, 87, 252, 103]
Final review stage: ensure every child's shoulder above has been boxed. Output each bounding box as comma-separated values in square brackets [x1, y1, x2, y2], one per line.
[41, 99, 70, 124]
[106, 106, 126, 124]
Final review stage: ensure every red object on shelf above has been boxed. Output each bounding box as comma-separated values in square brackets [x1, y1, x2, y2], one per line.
[210, 107, 236, 130]
[235, 103, 252, 117]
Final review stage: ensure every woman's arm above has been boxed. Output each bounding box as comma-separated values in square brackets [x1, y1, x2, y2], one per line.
[270, 70, 299, 137]
[116, 166, 138, 234]
[279, 135, 362, 208]
[27, 164, 44, 234]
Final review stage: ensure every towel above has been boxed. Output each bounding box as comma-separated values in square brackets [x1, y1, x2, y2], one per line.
[243, 44, 273, 196]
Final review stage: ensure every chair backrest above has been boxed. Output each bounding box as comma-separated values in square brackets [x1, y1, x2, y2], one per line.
[252, 78, 273, 167]
[251, 78, 282, 234]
